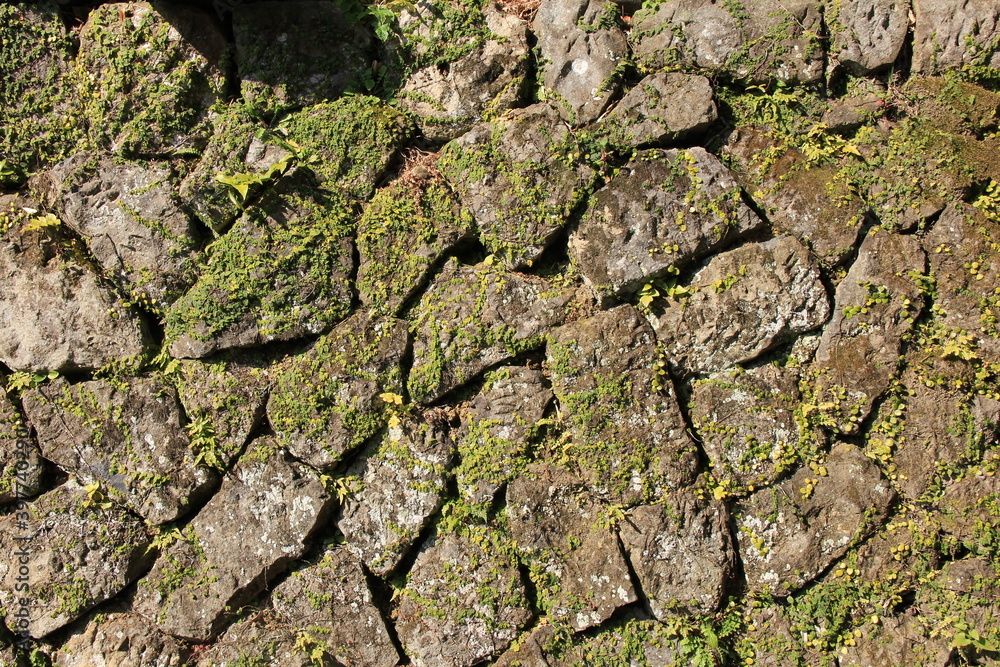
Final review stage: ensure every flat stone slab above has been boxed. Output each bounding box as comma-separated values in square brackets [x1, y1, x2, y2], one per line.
[338, 418, 456, 577]
[0, 200, 151, 373]
[651, 236, 829, 377]
[547, 304, 699, 505]
[267, 312, 409, 470]
[133, 439, 334, 641]
[0, 482, 153, 638]
[271, 548, 401, 667]
[601, 72, 718, 147]
[811, 231, 926, 433]
[570, 147, 763, 302]
[395, 529, 532, 666]
[506, 463, 636, 631]
[438, 104, 596, 269]
[736, 443, 896, 596]
[408, 259, 572, 404]
[23, 377, 216, 525]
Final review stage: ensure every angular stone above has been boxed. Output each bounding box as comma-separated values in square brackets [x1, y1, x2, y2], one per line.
[691, 364, 825, 493]
[0, 482, 153, 638]
[178, 350, 278, 471]
[570, 147, 763, 302]
[33, 153, 200, 309]
[338, 418, 456, 576]
[547, 305, 699, 505]
[923, 203, 1000, 363]
[723, 126, 866, 269]
[233, 1, 371, 117]
[0, 387, 43, 504]
[267, 313, 408, 470]
[532, 0, 628, 125]
[278, 99, 414, 197]
[829, 0, 910, 73]
[491, 626, 557, 667]
[653, 236, 830, 378]
[936, 465, 1000, 546]
[0, 3, 76, 175]
[271, 548, 401, 667]
[618, 492, 734, 618]
[53, 606, 191, 667]
[870, 366, 1000, 502]
[23, 377, 216, 525]
[553, 616, 683, 666]
[0, 201, 151, 373]
[812, 232, 926, 433]
[194, 610, 337, 667]
[839, 615, 952, 667]
[357, 179, 474, 317]
[165, 184, 354, 359]
[408, 259, 572, 404]
[630, 0, 824, 83]
[395, 529, 532, 666]
[736, 443, 896, 596]
[178, 103, 286, 232]
[506, 463, 636, 631]
[454, 366, 553, 506]
[913, 0, 1000, 74]
[74, 2, 227, 155]
[397, 2, 530, 141]
[601, 72, 718, 147]
[438, 104, 596, 268]
[133, 439, 334, 642]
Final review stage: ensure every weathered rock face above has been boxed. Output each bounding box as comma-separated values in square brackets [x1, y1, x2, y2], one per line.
[829, 0, 910, 73]
[74, 2, 228, 155]
[601, 72, 718, 148]
[652, 236, 830, 377]
[397, 2, 530, 141]
[619, 492, 735, 618]
[33, 153, 200, 309]
[547, 305, 698, 504]
[532, 0, 628, 126]
[811, 231, 926, 433]
[233, 1, 371, 117]
[0, 482, 153, 638]
[630, 0, 824, 83]
[338, 418, 456, 576]
[193, 610, 338, 667]
[438, 104, 596, 268]
[133, 439, 334, 641]
[570, 147, 763, 302]
[408, 260, 572, 404]
[0, 387, 42, 505]
[23, 377, 215, 525]
[507, 464, 636, 631]
[736, 443, 896, 596]
[278, 99, 415, 197]
[912, 0, 1000, 74]
[454, 366, 553, 506]
[0, 202, 151, 373]
[9, 2, 1000, 664]
[923, 203, 1000, 362]
[723, 127, 867, 270]
[271, 548, 401, 667]
[165, 184, 355, 359]
[52, 606, 191, 667]
[177, 350, 276, 471]
[267, 312, 408, 470]
[395, 529, 532, 666]
[357, 179, 474, 317]
[691, 364, 825, 494]
[0, 3, 75, 176]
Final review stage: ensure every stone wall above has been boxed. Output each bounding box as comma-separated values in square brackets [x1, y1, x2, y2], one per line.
[2, 0, 1000, 665]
